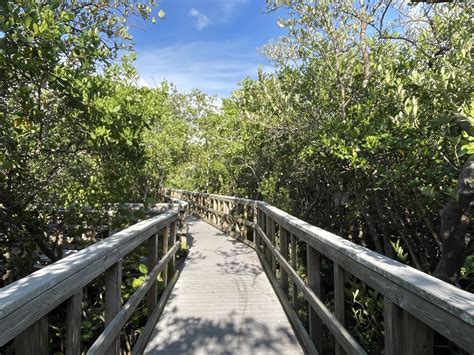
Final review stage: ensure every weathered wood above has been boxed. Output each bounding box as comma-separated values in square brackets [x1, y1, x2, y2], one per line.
[144, 220, 303, 355]
[88, 242, 179, 355]
[162, 227, 169, 286]
[402, 311, 433, 355]
[66, 290, 83, 355]
[243, 205, 248, 240]
[105, 261, 122, 355]
[290, 233, 298, 308]
[0, 211, 178, 346]
[385, 300, 434, 355]
[165, 188, 255, 206]
[170, 221, 177, 274]
[252, 205, 258, 244]
[265, 215, 276, 272]
[147, 233, 158, 317]
[384, 298, 403, 355]
[260, 255, 319, 355]
[256, 225, 366, 354]
[280, 227, 290, 295]
[307, 245, 322, 352]
[334, 263, 346, 355]
[14, 316, 48, 355]
[132, 259, 183, 355]
[257, 202, 474, 352]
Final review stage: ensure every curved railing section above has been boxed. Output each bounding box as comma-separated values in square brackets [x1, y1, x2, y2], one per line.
[0, 201, 188, 355]
[164, 188, 474, 355]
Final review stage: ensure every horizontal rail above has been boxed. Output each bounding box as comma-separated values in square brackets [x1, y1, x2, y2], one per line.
[0, 206, 183, 353]
[164, 188, 255, 206]
[256, 225, 366, 354]
[87, 241, 180, 355]
[166, 188, 474, 354]
[258, 202, 474, 351]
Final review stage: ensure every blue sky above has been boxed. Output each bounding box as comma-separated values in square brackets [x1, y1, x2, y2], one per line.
[129, 0, 286, 98]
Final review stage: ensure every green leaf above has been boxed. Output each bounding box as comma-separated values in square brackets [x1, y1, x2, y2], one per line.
[138, 264, 148, 274]
[132, 277, 144, 289]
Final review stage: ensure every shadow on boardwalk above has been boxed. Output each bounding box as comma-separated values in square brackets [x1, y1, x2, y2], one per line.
[144, 311, 300, 354]
[144, 218, 303, 355]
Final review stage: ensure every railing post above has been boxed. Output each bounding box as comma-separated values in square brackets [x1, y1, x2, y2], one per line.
[384, 299, 403, 355]
[170, 221, 177, 275]
[225, 201, 230, 231]
[105, 260, 122, 355]
[66, 289, 83, 355]
[253, 204, 258, 247]
[334, 263, 346, 355]
[401, 312, 433, 355]
[162, 226, 169, 286]
[265, 215, 276, 273]
[243, 205, 248, 240]
[290, 233, 298, 308]
[14, 316, 48, 355]
[280, 228, 289, 296]
[384, 298, 433, 355]
[147, 232, 158, 316]
[307, 245, 322, 352]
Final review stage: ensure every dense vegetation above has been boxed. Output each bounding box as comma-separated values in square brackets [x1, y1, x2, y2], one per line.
[0, 0, 472, 353]
[162, 0, 473, 286]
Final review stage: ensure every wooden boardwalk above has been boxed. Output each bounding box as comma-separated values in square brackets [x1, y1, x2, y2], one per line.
[144, 218, 303, 354]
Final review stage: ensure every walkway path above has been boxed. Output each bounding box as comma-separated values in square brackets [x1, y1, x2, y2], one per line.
[144, 218, 303, 354]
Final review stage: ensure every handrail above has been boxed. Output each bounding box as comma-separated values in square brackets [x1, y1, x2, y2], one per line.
[0, 202, 187, 354]
[164, 188, 474, 354]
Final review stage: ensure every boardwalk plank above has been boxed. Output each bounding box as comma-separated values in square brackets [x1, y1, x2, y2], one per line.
[144, 218, 303, 354]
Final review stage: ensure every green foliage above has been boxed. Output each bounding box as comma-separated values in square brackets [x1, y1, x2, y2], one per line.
[349, 280, 384, 353]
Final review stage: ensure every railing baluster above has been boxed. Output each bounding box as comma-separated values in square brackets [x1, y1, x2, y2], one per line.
[334, 263, 346, 355]
[401, 312, 433, 355]
[14, 316, 48, 355]
[290, 233, 298, 309]
[280, 227, 289, 296]
[162, 226, 169, 286]
[307, 245, 322, 352]
[243, 205, 248, 240]
[384, 298, 433, 355]
[66, 290, 83, 355]
[147, 232, 158, 316]
[170, 221, 177, 274]
[105, 261, 122, 355]
[265, 214, 273, 268]
[384, 298, 403, 355]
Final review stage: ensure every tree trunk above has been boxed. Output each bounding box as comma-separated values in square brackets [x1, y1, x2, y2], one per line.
[434, 157, 473, 282]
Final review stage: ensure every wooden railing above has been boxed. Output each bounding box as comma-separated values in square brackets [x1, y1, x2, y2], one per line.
[0, 202, 187, 355]
[164, 188, 474, 355]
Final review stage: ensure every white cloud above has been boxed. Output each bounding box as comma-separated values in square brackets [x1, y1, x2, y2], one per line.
[220, 0, 249, 19]
[134, 41, 274, 98]
[189, 8, 210, 30]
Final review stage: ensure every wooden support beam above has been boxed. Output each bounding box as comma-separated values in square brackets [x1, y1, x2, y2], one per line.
[66, 290, 83, 355]
[401, 311, 433, 355]
[162, 227, 169, 286]
[384, 299, 433, 355]
[147, 233, 158, 317]
[14, 316, 48, 355]
[265, 215, 276, 272]
[170, 221, 177, 274]
[243, 205, 248, 240]
[384, 299, 403, 355]
[280, 228, 290, 296]
[307, 246, 322, 352]
[334, 263, 346, 355]
[290, 233, 298, 309]
[105, 261, 122, 355]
